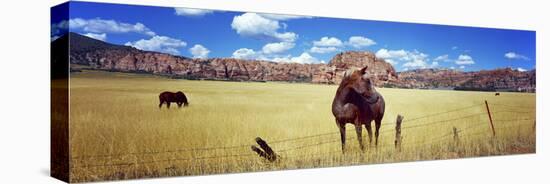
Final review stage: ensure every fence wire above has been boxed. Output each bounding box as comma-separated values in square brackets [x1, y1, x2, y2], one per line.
[69, 102, 535, 169]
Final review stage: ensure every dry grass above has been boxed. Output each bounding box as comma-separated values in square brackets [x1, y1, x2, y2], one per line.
[64, 70, 536, 182]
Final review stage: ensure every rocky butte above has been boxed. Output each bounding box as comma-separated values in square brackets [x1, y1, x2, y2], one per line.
[54, 32, 535, 92]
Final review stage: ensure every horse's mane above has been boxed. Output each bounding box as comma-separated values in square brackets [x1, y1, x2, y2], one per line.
[336, 68, 379, 104]
[338, 69, 357, 90]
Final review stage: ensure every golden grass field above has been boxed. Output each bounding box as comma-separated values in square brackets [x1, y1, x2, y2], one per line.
[63, 70, 536, 182]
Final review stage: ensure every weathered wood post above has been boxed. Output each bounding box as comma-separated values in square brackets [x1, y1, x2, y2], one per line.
[484, 100, 496, 137]
[451, 127, 461, 152]
[251, 137, 277, 162]
[394, 115, 404, 151]
[453, 127, 460, 144]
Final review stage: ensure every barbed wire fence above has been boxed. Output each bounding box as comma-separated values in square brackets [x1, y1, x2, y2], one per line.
[69, 100, 535, 169]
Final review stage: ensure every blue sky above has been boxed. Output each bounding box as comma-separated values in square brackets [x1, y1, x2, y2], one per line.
[51, 1, 536, 72]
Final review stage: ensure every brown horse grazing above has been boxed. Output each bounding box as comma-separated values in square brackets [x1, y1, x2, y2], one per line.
[159, 91, 189, 108]
[495, 92, 500, 96]
[331, 66, 385, 152]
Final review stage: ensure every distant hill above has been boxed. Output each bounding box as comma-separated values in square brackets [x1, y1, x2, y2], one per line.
[52, 32, 535, 92]
[396, 68, 536, 92]
[67, 32, 134, 53]
[54, 32, 397, 85]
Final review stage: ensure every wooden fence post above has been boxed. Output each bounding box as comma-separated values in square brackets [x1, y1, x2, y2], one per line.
[394, 114, 404, 151]
[453, 127, 460, 144]
[484, 100, 496, 137]
[251, 137, 277, 162]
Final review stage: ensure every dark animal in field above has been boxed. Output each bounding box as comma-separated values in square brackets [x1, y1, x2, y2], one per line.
[331, 66, 385, 153]
[159, 91, 189, 108]
[495, 92, 500, 96]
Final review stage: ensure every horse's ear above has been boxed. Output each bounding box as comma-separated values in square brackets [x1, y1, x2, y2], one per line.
[343, 70, 350, 78]
[360, 66, 368, 74]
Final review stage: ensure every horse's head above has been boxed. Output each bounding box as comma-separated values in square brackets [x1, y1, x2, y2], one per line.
[343, 66, 375, 98]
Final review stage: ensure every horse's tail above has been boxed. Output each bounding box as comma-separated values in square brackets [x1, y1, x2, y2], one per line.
[181, 93, 189, 106]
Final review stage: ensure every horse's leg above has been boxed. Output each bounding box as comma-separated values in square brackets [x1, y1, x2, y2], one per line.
[177, 102, 182, 108]
[375, 119, 382, 147]
[355, 122, 364, 151]
[365, 121, 373, 147]
[159, 100, 165, 108]
[336, 119, 346, 153]
[166, 102, 171, 109]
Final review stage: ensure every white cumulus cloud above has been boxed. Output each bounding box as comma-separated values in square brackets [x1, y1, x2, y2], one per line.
[376, 49, 436, 69]
[310, 46, 339, 54]
[272, 32, 297, 43]
[290, 52, 322, 64]
[455, 54, 475, 65]
[375, 49, 408, 59]
[232, 48, 323, 64]
[504, 52, 530, 60]
[313, 37, 343, 47]
[310, 36, 345, 54]
[272, 52, 323, 64]
[83, 32, 107, 41]
[517, 67, 527, 72]
[174, 8, 214, 16]
[402, 57, 432, 68]
[434, 54, 451, 62]
[189, 44, 210, 58]
[69, 18, 156, 36]
[231, 13, 297, 42]
[232, 48, 258, 60]
[51, 20, 69, 40]
[346, 36, 376, 48]
[262, 42, 295, 54]
[125, 36, 187, 55]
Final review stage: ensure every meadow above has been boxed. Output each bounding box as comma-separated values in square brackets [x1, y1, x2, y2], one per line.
[65, 70, 536, 182]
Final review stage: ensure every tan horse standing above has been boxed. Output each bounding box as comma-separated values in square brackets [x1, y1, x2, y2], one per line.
[331, 66, 385, 152]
